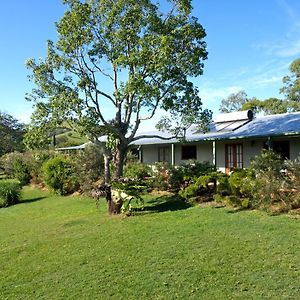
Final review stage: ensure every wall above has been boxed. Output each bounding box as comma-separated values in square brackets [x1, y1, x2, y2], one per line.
[289, 140, 300, 159]
[141, 137, 300, 171]
[141, 142, 213, 165]
[215, 139, 265, 172]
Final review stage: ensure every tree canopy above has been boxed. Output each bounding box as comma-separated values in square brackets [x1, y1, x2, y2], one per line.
[0, 111, 24, 156]
[26, 0, 209, 179]
[220, 58, 300, 115]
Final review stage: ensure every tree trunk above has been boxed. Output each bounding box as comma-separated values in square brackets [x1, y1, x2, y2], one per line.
[103, 154, 111, 184]
[114, 144, 127, 179]
[105, 186, 122, 215]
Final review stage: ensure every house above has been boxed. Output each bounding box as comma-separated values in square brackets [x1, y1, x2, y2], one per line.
[132, 110, 300, 173]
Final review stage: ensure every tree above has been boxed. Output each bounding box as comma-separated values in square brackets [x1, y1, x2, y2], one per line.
[241, 97, 288, 115]
[26, 0, 209, 183]
[281, 58, 300, 106]
[219, 90, 251, 113]
[220, 91, 289, 115]
[0, 111, 24, 156]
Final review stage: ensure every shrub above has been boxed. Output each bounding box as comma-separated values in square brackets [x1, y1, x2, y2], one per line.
[0, 152, 24, 178]
[13, 158, 31, 186]
[124, 162, 151, 180]
[73, 143, 104, 193]
[180, 161, 215, 180]
[168, 167, 184, 190]
[42, 156, 79, 195]
[27, 150, 56, 184]
[0, 179, 21, 207]
[228, 169, 249, 196]
[179, 171, 227, 200]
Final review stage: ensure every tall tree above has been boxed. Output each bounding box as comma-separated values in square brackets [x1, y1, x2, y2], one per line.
[281, 58, 300, 106]
[219, 90, 250, 113]
[0, 111, 24, 156]
[26, 0, 209, 181]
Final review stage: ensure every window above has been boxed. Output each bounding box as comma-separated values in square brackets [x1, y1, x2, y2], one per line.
[263, 140, 290, 159]
[182, 145, 197, 160]
[158, 146, 170, 163]
[225, 144, 243, 173]
[273, 141, 290, 159]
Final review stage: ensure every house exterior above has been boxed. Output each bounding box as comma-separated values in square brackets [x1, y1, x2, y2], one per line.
[132, 111, 300, 173]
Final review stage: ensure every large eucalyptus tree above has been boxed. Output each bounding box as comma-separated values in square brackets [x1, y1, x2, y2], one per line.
[26, 0, 209, 181]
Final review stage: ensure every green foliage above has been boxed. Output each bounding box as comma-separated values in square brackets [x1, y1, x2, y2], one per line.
[181, 161, 215, 180]
[27, 150, 56, 184]
[219, 90, 249, 113]
[179, 171, 227, 199]
[124, 162, 151, 180]
[0, 152, 23, 178]
[0, 179, 21, 207]
[178, 182, 199, 199]
[228, 169, 249, 196]
[73, 143, 104, 193]
[13, 158, 31, 186]
[231, 150, 299, 212]
[42, 156, 79, 195]
[280, 58, 300, 107]
[111, 180, 147, 213]
[26, 0, 209, 181]
[0, 111, 24, 156]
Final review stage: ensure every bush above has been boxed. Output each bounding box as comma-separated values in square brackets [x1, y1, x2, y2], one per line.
[73, 143, 104, 193]
[179, 171, 227, 200]
[228, 169, 249, 196]
[42, 156, 79, 195]
[0, 152, 24, 178]
[180, 161, 215, 180]
[27, 150, 56, 184]
[13, 158, 31, 186]
[124, 162, 151, 180]
[0, 179, 21, 207]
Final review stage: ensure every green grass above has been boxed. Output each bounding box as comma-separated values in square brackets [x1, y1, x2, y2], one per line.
[56, 130, 88, 147]
[0, 188, 299, 299]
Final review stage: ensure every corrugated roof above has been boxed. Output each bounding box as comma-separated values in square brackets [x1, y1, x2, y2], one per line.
[132, 112, 300, 145]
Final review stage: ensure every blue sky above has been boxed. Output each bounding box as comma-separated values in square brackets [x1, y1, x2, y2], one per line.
[1, 0, 300, 126]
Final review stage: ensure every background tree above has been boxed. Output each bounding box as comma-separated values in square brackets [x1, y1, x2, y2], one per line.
[281, 58, 300, 109]
[241, 97, 288, 115]
[0, 111, 24, 156]
[26, 0, 209, 182]
[219, 90, 254, 113]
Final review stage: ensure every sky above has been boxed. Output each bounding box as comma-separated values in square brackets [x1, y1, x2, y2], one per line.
[1, 0, 300, 129]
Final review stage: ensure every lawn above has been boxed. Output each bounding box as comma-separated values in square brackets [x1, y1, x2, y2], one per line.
[0, 187, 299, 299]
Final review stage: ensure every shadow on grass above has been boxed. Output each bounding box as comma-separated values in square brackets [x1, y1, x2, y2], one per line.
[19, 197, 47, 204]
[133, 194, 192, 215]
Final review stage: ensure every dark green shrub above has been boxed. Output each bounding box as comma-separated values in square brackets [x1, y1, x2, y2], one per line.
[228, 169, 249, 196]
[26, 150, 56, 184]
[0, 152, 24, 178]
[178, 183, 199, 199]
[250, 149, 283, 175]
[124, 162, 151, 180]
[242, 150, 289, 211]
[0, 179, 21, 207]
[13, 158, 31, 186]
[73, 143, 104, 193]
[168, 167, 184, 190]
[42, 156, 79, 195]
[181, 161, 215, 180]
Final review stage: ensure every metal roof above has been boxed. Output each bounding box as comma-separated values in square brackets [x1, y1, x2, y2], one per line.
[132, 111, 300, 145]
